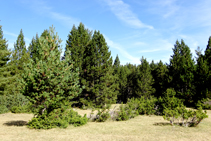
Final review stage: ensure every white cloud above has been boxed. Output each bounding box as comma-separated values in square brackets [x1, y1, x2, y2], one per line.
[133, 42, 147, 46]
[138, 49, 161, 53]
[104, 35, 141, 65]
[4, 31, 18, 37]
[104, 0, 153, 29]
[21, 0, 79, 29]
[50, 12, 79, 28]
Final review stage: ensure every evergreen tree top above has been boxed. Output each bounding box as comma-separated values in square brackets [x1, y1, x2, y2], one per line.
[0, 25, 3, 39]
[206, 36, 211, 50]
[114, 55, 120, 68]
[0, 25, 10, 67]
[14, 29, 26, 51]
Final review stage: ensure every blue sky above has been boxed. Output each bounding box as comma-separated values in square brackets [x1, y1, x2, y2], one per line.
[1, 0, 211, 65]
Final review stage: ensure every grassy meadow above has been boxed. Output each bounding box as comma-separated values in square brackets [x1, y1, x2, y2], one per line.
[0, 105, 211, 141]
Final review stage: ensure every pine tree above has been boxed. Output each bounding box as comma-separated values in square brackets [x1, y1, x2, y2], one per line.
[118, 65, 130, 103]
[150, 60, 158, 96]
[113, 55, 120, 102]
[65, 23, 92, 105]
[168, 39, 195, 106]
[81, 31, 118, 107]
[125, 63, 137, 100]
[196, 36, 211, 100]
[65, 23, 92, 73]
[134, 57, 155, 98]
[0, 25, 12, 95]
[113, 55, 120, 71]
[28, 34, 40, 62]
[204, 36, 211, 98]
[6, 29, 29, 95]
[194, 54, 210, 102]
[153, 60, 168, 98]
[204, 36, 211, 66]
[20, 26, 82, 116]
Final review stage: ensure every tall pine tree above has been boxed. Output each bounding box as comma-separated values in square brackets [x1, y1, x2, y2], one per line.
[134, 57, 155, 98]
[168, 39, 195, 106]
[20, 25, 82, 117]
[152, 60, 168, 98]
[28, 34, 40, 62]
[81, 30, 118, 107]
[7, 29, 29, 95]
[0, 25, 12, 95]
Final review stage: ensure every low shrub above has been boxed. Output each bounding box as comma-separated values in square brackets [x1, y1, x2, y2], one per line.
[0, 105, 9, 114]
[0, 94, 30, 114]
[116, 97, 157, 121]
[10, 103, 32, 113]
[116, 104, 133, 121]
[163, 105, 208, 127]
[27, 108, 88, 129]
[137, 97, 157, 115]
[162, 89, 208, 127]
[92, 105, 111, 122]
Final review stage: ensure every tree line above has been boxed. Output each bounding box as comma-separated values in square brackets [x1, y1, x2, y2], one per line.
[0, 23, 211, 114]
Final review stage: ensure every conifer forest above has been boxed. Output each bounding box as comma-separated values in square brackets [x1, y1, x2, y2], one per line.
[0, 23, 210, 129]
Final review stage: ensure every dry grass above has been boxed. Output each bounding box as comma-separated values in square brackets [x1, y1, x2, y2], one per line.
[0, 105, 211, 141]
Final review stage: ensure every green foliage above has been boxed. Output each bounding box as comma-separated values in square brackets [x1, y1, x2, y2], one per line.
[151, 60, 168, 98]
[163, 105, 208, 127]
[137, 97, 157, 115]
[134, 57, 155, 98]
[196, 100, 211, 110]
[0, 105, 8, 114]
[10, 103, 32, 113]
[116, 104, 134, 121]
[156, 88, 184, 116]
[0, 94, 30, 113]
[65, 23, 118, 108]
[168, 39, 195, 106]
[161, 89, 208, 127]
[27, 108, 88, 129]
[116, 96, 157, 121]
[6, 29, 30, 95]
[20, 26, 82, 118]
[0, 25, 13, 95]
[94, 105, 111, 122]
[80, 30, 118, 108]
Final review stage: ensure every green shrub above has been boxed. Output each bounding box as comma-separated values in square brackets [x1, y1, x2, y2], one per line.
[116, 102, 138, 121]
[163, 105, 208, 127]
[196, 100, 211, 110]
[162, 89, 208, 127]
[27, 108, 88, 129]
[10, 103, 32, 113]
[94, 105, 111, 122]
[156, 88, 184, 116]
[116, 97, 157, 121]
[0, 94, 30, 114]
[116, 104, 131, 121]
[137, 97, 157, 115]
[0, 105, 9, 114]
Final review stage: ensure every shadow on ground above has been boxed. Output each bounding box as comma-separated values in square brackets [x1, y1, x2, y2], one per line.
[153, 122, 172, 126]
[3, 120, 28, 126]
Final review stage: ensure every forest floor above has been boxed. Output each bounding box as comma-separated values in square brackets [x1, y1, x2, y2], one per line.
[0, 105, 211, 141]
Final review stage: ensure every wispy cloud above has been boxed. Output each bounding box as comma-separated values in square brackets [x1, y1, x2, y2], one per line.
[104, 35, 141, 64]
[4, 31, 31, 42]
[133, 42, 147, 46]
[21, 0, 80, 29]
[138, 49, 161, 53]
[4, 31, 18, 37]
[155, 0, 179, 18]
[103, 0, 153, 29]
[50, 12, 79, 28]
